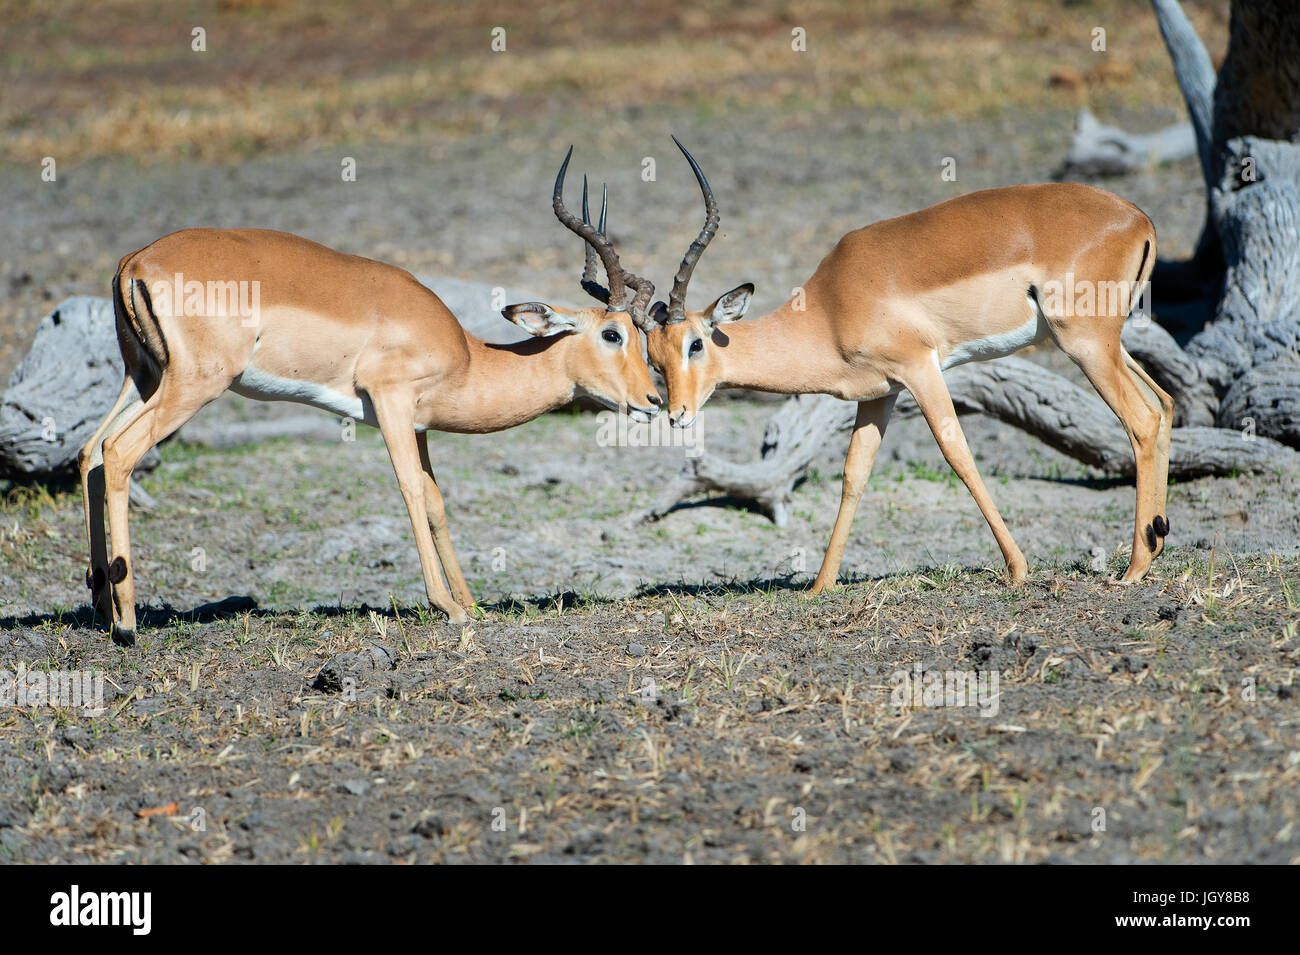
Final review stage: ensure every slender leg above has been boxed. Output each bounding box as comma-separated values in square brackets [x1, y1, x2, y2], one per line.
[1055, 337, 1163, 581]
[79, 376, 141, 622]
[903, 362, 1028, 584]
[810, 394, 896, 593]
[1124, 349, 1174, 557]
[417, 432, 475, 610]
[101, 375, 214, 638]
[370, 393, 467, 624]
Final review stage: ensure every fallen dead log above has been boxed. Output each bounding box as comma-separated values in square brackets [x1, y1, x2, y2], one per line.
[644, 355, 1299, 526]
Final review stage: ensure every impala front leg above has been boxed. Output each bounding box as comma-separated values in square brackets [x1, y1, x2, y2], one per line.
[811, 394, 896, 593]
[371, 393, 468, 624]
[904, 362, 1028, 585]
[417, 432, 475, 611]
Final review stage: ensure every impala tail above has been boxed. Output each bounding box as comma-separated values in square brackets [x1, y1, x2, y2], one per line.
[112, 256, 169, 381]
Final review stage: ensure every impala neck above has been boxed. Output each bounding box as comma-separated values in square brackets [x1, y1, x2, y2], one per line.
[431, 333, 579, 433]
[714, 300, 838, 395]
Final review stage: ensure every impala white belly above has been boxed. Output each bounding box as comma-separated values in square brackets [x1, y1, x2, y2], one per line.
[939, 299, 1048, 370]
[231, 359, 376, 426]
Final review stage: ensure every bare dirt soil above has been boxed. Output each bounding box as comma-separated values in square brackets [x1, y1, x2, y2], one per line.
[3, 1, 1297, 865]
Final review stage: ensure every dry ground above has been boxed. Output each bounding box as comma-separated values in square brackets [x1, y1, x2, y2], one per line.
[1, 548, 1297, 863]
[4, 1, 1297, 865]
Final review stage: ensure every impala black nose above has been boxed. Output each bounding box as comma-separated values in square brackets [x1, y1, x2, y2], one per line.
[647, 394, 662, 406]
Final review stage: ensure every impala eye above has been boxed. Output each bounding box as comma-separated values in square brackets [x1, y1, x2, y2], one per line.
[602, 328, 623, 345]
[689, 338, 704, 355]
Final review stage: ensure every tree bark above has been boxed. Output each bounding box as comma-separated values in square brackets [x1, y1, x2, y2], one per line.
[1157, 0, 1300, 408]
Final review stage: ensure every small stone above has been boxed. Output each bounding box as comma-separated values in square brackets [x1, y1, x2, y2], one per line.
[313, 660, 347, 693]
[412, 812, 445, 838]
[626, 642, 646, 658]
[58, 725, 91, 751]
[0, 799, 24, 828]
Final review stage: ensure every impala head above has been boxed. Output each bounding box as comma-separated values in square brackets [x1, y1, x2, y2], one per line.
[644, 137, 754, 428]
[503, 147, 661, 423]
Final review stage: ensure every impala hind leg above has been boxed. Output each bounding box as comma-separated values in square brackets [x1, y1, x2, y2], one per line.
[904, 362, 1028, 584]
[101, 374, 217, 639]
[811, 395, 896, 593]
[1124, 350, 1174, 557]
[417, 432, 475, 611]
[80, 376, 143, 623]
[371, 396, 467, 624]
[1055, 335, 1164, 581]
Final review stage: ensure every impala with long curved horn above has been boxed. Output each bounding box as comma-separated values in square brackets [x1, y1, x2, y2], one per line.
[80, 148, 660, 637]
[646, 138, 1174, 587]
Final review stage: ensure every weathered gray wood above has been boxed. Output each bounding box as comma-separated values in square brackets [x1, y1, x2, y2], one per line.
[644, 393, 852, 526]
[1058, 108, 1196, 178]
[645, 356, 1299, 523]
[0, 297, 159, 481]
[1120, 317, 1218, 426]
[1218, 355, 1300, 447]
[1166, 1, 1300, 417]
[1151, 0, 1219, 184]
[1186, 136, 1300, 396]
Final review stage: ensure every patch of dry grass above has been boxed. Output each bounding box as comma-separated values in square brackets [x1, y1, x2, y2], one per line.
[1, 0, 1230, 164]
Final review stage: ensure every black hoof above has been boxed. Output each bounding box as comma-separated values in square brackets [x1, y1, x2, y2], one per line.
[110, 626, 136, 647]
[1145, 524, 1158, 552]
[1153, 514, 1169, 538]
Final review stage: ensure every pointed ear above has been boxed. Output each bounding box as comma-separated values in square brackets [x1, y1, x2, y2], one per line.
[703, 283, 754, 328]
[502, 302, 581, 337]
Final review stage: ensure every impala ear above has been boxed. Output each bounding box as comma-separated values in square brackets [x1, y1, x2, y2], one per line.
[703, 283, 754, 328]
[502, 302, 580, 337]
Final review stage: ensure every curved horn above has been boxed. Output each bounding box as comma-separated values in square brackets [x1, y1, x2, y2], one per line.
[623, 272, 656, 333]
[579, 176, 610, 305]
[665, 136, 720, 323]
[554, 147, 657, 329]
[554, 146, 628, 309]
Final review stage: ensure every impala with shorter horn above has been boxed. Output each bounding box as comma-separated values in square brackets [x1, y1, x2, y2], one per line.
[80, 148, 660, 637]
[646, 138, 1173, 587]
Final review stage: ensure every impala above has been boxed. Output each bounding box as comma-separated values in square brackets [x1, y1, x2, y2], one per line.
[646, 139, 1173, 588]
[80, 148, 661, 637]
